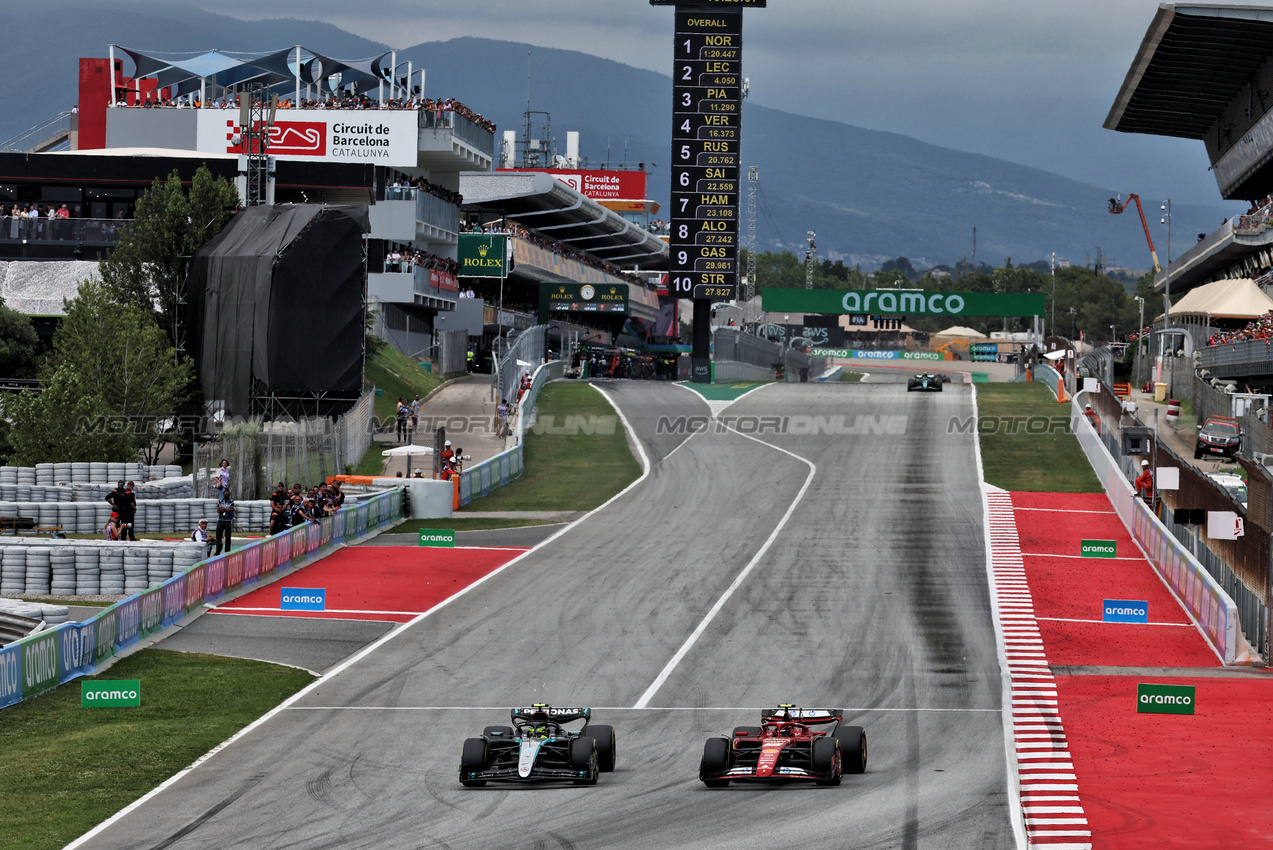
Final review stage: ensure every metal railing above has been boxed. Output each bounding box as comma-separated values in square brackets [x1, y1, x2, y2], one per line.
[0, 217, 131, 244]
[419, 109, 495, 158]
[416, 191, 460, 234]
[495, 325, 548, 404]
[0, 111, 74, 152]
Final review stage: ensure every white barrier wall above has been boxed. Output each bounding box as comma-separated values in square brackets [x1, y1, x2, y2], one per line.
[1071, 392, 1241, 664]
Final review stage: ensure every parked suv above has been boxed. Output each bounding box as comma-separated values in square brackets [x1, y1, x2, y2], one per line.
[1195, 415, 1242, 460]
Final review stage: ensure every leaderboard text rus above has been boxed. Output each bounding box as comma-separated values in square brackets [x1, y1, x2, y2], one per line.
[666, 5, 748, 301]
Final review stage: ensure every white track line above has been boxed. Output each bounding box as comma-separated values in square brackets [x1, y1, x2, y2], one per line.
[1036, 616, 1193, 627]
[973, 384, 1029, 850]
[63, 382, 652, 850]
[285, 705, 1003, 712]
[986, 489, 1091, 850]
[634, 385, 817, 709]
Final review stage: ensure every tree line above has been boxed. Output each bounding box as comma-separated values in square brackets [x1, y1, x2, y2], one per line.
[0, 166, 238, 464]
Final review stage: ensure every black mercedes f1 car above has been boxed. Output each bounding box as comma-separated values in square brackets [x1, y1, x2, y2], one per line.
[459, 705, 616, 786]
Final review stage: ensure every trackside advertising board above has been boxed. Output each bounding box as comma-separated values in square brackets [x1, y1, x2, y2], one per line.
[281, 588, 326, 611]
[457, 234, 508, 278]
[83, 680, 141, 707]
[1103, 599, 1149, 623]
[1081, 539, 1117, 558]
[761, 289, 1045, 317]
[1137, 683, 1195, 715]
[0, 488, 407, 711]
[193, 110, 419, 167]
[419, 529, 456, 547]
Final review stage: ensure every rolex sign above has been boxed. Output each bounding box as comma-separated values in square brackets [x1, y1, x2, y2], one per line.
[458, 234, 508, 278]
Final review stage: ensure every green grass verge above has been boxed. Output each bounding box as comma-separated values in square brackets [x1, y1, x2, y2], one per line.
[458, 383, 641, 512]
[351, 446, 387, 477]
[0, 650, 314, 850]
[365, 338, 446, 425]
[382, 516, 563, 535]
[840, 372, 864, 382]
[977, 383, 1102, 493]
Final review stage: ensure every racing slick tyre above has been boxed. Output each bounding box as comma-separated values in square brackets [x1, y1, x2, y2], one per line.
[701, 736, 733, 787]
[584, 724, 617, 772]
[834, 726, 868, 774]
[460, 737, 489, 787]
[482, 725, 515, 739]
[812, 736, 842, 786]
[570, 737, 599, 785]
[732, 726, 762, 738]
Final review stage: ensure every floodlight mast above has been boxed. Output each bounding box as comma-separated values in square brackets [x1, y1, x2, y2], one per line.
[1107, 194, 1162, 272]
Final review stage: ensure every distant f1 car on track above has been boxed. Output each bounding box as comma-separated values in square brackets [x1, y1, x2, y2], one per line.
[699, 705, 867, 787]
[907, 373, 947, 392]
[459, 704, 616, 787]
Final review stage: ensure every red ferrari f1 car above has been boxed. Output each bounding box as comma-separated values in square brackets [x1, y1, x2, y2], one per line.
[699, 706, 867, 787]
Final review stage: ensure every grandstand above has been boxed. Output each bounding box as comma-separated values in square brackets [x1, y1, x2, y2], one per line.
[1107, 4, 1273, 384]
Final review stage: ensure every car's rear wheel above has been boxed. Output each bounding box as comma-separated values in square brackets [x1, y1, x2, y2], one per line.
[585, 724, 616, 772]
[482, 725, 514, 739]
[460, 737, 488, 787]
[812, 736, 841, 786]
[732, 726, 762, 738]
[570, 737, 598, 785]
[701, 736, 732, 786]
[835, 726, 868, 774]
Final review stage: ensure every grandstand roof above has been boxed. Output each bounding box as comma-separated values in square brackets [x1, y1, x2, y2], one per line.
[1104, 4, 1273, 139]
[459, 171, 668, 270]
[112, 46, 394, 99]
[1163, 276, 1273, 319]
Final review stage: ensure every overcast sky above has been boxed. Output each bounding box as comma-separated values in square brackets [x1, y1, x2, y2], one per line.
[188, 0, 1246, 208]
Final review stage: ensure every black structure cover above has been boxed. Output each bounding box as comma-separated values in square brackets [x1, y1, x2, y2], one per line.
[187, 205, 369, 417]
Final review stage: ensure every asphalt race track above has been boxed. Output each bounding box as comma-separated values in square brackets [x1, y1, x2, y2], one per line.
[71, 380, 1013, 850]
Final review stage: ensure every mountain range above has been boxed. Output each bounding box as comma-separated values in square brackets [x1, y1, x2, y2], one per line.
[0, 2, 1239, 270]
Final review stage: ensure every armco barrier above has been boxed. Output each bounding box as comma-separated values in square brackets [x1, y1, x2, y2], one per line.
[1070, 394, 1241, 664]
[0, 488, 404, 710]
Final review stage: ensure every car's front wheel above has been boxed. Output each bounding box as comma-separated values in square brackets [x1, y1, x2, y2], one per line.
[835, 726, 868, 774]
[585, 724, 617, 772]
[460, 737, 488, 787]
[571, 737, 599, 785]
[701, 736, 732, 787]
[812, 736, 841, 786]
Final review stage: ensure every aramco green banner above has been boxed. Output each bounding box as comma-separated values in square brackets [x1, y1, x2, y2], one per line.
[761, 289, 1046, 317]
[457, 234, 508, 278]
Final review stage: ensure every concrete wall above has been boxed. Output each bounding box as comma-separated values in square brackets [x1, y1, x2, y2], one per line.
[105, 108, 197, 151]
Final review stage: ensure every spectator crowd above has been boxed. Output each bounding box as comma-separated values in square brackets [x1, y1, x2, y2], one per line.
[1206, 310, 1273, 346]
[386, 173, 463, 206]
[466, 221, 645, 287]
[384, 247, 459, 276]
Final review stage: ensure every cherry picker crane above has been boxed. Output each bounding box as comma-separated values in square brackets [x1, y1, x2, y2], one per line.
[1107, 194, 1161, 272]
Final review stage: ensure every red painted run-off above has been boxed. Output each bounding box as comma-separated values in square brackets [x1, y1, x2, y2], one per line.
[1011, 492, 1273, 848]
[214, 546, 526, 622]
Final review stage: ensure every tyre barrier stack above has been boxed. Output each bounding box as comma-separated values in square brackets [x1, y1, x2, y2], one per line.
[0, 541, 215, 597]
[0, 488, 405, 710]
[0, 499, 273, 534]
[0, 599, 70, 624]
[0, 463, 183, 486]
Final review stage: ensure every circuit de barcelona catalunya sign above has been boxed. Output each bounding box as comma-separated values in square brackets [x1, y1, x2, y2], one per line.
[761, 289, 1046, 317]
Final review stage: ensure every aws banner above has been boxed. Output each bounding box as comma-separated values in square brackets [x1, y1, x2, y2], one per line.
[761, 289, 1045, 317]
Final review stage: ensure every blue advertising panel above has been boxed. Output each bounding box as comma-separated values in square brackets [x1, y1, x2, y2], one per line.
[1103, 599, 1149, 624]
[115, 595, 142, 649]
[280, 587, 326, 611]
[162, 574, 187, 627]
[59, 620, 97, 681]
[0, 641, 21, 708]
[93, 607, 118, 666]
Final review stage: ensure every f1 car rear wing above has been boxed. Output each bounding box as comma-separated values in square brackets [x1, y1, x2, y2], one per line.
[761, 706, 843, 725]
[510, 705, 591, 724]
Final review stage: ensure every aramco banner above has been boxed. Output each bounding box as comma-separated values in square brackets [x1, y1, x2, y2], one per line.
[761, 289, 1045, 317]
[458, 234, 508, 278]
